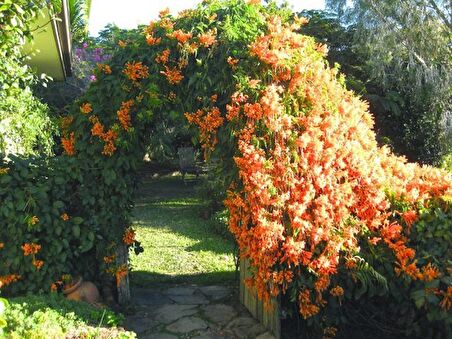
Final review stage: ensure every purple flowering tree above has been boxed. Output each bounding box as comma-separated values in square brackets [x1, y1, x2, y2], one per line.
[71, 41, 111, 89]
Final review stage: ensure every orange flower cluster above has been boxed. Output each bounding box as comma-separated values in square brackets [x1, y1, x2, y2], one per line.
[330, 285, 344, 297]
[198, 29, 216, 47]
[0, 274, 21, 288]
[29, 215, 39, 225]
[102, 129, 118, 156]
[167, 29, 192, 44]
[118, 40, 127, 48]
[185, 107, 224, 155]
[61, 213, 69, 221]
[115, 264, 128, 287]
[22, 242, 41, 256]
[160, 66, 184, 85]
[439, 286, 452, 311]
[323, 327, 338, 339]
[80, 102, 92, 114]
[32, 259, 44, 270]
[60, 116, 73, 132]
[123, 228, 135, 245]
[61, 132, 76, 156]
[97, 63, 112, 74]
[159, 18, 174, 30]
[103, 254, 116, 264]
[155, 49, 170, 64]
[159, 7, 170, 18]
[0, 243, 4, 249]
[117, 100, 134, 131]
[146, 35, 162, 46]
[298, 289, 320, 319]
[123, 61, 149, 82]
[0, 167, 10, 174]
[89, 117, 118, 156]
[421, 263, 440, 282]
[227, 56, 239, 68]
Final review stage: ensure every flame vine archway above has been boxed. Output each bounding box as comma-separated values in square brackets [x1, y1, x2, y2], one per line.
[59, 0, 451, 330]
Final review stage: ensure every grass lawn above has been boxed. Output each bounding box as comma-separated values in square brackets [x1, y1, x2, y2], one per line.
[129, 173, 237, 286]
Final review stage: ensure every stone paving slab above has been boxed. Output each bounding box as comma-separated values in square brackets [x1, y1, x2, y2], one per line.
[201, 304, 237, 325]
[125, 284, 275, 339]
[166, 316, 209, 333]
[153, 304, 198, 324]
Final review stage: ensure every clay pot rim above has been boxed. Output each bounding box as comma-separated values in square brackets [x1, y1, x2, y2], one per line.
[62, 276, 83, 295]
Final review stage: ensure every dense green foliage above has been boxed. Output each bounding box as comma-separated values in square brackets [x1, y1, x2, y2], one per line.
[0, 155, 103, 293]
[324, 0, 452, 164]
[0, 0, 57, 156]
[4, 294, 134, 338]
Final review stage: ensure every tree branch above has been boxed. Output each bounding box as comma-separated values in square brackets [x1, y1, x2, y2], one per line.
[427, 0, 452, 30]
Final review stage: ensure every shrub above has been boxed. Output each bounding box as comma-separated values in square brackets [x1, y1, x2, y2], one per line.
[0, 0, 57, 157]
[4, 293, 135, 338]
[0, 155, 95, 294]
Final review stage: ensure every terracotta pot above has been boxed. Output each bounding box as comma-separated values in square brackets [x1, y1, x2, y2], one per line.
[63, 276, 101, 304]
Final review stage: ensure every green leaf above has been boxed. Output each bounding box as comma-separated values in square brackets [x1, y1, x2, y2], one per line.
[72, 217, 84, 225]
[72, 225, 81, 238]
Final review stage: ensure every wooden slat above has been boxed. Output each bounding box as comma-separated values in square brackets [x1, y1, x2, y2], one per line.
[116, 244, 130, 305]
[239, 258, 281, 339]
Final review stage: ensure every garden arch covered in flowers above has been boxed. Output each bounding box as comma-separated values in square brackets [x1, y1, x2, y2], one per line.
[4, 0, 451, 332]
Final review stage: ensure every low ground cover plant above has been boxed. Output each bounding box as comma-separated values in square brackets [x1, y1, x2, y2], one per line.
[3, 293, 134, 338]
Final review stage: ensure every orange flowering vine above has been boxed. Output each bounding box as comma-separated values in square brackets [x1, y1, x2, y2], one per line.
[32, 259, 44, 270]
[108, 264, 128, 287]
[146, 35, 162, 46]
[80, 102, 93, 114]
[123, 61, 149, 82]
[101, 129, 118, 156]
[104, 254, 116, 264]
[330, 285, 344, 297]
[123, 228, 136, 245]
[97, 63, 112, 74]
[439, 286, 452, 311]
[186, 16, 452, 321]
[0, 274, 21, 288]
[117, 100, 134, 131]
[198, 29, 217, 47]
[61, 213, 69, 221]
[155, 49, 170, 64]
[185, 107, 224, 155]
[60, 116, 73, 132]
[227, 56, 239, 68]
[167, 29, 192, 44]
[160, 66, 184, 85]
[28, 215, 39, 226]
[89, 116, 118, 156]
[22, 243, 41, 256]
[61, 132, 76, 156]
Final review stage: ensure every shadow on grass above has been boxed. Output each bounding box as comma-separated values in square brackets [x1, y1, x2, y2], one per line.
[130, 270, 238, 287]
[134, 175, 201, 202]
[132, 201, 233, 255]
[130, 173, 236, 287]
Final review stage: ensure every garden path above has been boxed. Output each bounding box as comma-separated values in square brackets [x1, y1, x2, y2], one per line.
[125, 284, 275, 338]
[123, 167, 275, 338]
